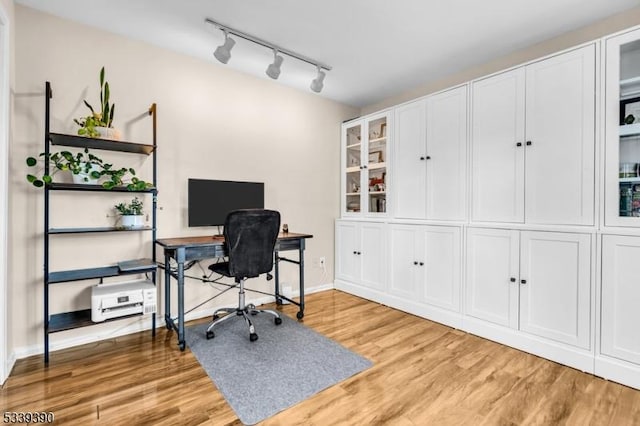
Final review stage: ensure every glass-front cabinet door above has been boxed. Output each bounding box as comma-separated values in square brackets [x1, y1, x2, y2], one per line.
[605, 28, 640, 227]
[341, 112, 390, 216]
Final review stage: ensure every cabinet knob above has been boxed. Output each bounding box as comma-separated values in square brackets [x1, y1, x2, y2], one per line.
[353, 251, 357, 255]
[419, 262, 424, 266]
[420, 156, 425, 161]
[520, 279, 527, 284]
[510, 277, 516, 282]
[526, 141, 532, 146]
[357, 251, 362, 255]
[363, 165, 368, 169]
[516, 142, 522, 147]
[426, 156, 431, 160]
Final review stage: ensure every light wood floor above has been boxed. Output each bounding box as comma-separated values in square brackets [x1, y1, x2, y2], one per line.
[2, 290, 640, 425]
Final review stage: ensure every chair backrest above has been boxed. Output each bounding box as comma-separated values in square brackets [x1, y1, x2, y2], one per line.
[224, 209, 281, 279]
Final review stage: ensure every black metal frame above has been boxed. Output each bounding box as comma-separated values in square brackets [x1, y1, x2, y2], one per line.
[43, 81, 158, 363]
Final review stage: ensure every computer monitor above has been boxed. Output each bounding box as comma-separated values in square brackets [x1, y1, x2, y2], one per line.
[188, 179, 265, 227]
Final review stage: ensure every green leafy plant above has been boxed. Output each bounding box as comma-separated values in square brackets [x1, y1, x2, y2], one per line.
[114, 197, 144, 215]
[73, 66, 116, 137]
[26, 147, 153, 190]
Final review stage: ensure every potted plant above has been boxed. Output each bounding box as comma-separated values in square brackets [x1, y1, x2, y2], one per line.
[26, 147, 153, 190]
[115, 197, 145, 228]
[74, 66, 121, 140]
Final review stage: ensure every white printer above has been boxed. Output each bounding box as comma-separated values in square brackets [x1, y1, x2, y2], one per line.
[91, 280, 156, 322]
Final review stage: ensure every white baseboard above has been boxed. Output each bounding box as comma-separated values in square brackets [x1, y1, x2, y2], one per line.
[595, 355, 640, 390]
[11, 283, 335, 361]
[2, 351, 15, 385]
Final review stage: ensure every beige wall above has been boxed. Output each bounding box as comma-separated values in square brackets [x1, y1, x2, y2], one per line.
[11, 6, 357, 354]
[362, 6, 640, 115]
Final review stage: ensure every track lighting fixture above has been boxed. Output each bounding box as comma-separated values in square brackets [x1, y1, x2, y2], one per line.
[214, 30, 235, 64]
[206, 18, 331, 93]
[266, 50, 284, 80]
[310, 66, 326, 93]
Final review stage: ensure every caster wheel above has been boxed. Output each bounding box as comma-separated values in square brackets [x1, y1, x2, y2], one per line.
[250, 311, 258, 316]
[250, 333, 258, 342]
[274, 317, 282, 325]
[179, 341, 186, 351]
[206, 330, 215, 340]
[212, 314, 220, 320]
[276, 298, 283, 306]
[296, 311, 304, 320]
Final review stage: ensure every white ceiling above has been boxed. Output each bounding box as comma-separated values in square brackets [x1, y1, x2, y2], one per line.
[15, 0, 640, 107]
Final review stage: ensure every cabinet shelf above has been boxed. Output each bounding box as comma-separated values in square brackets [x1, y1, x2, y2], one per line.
[48, 309, 143, 333]
[346, 166, 362, 173]
[368, 191, 386, 195]
[346, 143, 361, 149]
[369, 137, 387, 144]
[49, 226, 153, 234]
[50, 132, 155, 155]
[620, 177, 640, 184]
[346, 192, 361, 196]
[620, 76, 640, 99]
[367, 162, 387, 170]
[619, 124, 640, 138]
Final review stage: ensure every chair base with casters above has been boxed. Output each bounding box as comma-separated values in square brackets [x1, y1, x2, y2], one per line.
[205, 276, 282, 342]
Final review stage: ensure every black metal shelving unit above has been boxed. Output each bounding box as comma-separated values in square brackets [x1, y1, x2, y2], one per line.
[43, 81, 158, 363]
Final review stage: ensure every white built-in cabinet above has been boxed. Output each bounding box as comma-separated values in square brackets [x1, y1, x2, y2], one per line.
[388, 224, 461, 312]
[394, 86, 467, 220]
[336, 31, 640, 390]
[466, 228, 592, 350]
[601, 235, 640, 365]
[335, 221, 386, 292]
[471, 44, 596, 226]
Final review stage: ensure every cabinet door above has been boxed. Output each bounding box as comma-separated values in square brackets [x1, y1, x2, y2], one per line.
[394, 100, 426, 219]
[471, 68, 525, 223]
[388, 225, 419, 299]
[520, 231, 591, 349]
[359, 222, 386, 291]
[525, 45, 596, 225]
[603, 28, 640, 227]
[420, 226, 461, 312]
[335, 221, 361, 283]
[342, 121, 363, 216]
[425, 86, 467, 221]
[364, 113, 389, 216]
[466, 227, 519, 328]
[601, 235, 640, 364]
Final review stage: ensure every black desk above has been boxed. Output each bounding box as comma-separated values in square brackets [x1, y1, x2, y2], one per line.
[156, 232, 313, 350]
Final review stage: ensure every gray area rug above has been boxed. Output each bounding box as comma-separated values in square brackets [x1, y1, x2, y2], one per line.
[185, 313, 372, 425]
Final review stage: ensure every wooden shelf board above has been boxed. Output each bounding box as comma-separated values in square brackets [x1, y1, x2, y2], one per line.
[49, 226, 153, 234]
[346, 167, 361, 173]
[367, 162, 387, 170]
[48, 309, 144, 333]
[346, 143, 361, 149]
[368, 191, 387, 195]
[49, 132, 155, 155]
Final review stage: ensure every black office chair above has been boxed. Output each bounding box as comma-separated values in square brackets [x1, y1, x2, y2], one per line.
[206, 209, 282, 342]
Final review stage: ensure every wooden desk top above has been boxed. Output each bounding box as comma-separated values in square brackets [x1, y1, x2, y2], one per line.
[156, 232, 313, 249]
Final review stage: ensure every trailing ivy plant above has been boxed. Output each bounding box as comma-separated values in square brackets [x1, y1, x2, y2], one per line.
[26, 147, 152, 190]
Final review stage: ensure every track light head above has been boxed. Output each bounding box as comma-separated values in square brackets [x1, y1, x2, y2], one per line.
[214, 31, 235, 64]
[266, 50, 284, 80]
[310, 66, 326, 93]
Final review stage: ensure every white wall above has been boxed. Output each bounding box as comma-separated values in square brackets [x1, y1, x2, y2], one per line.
[0, 0, 14, 383]
[10, 6, 357, 357]
[361, 6, 640, 115]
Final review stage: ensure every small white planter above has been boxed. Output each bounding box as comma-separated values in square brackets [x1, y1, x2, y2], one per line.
[121, 215, 144, 229]
[94, 126, 121, 140]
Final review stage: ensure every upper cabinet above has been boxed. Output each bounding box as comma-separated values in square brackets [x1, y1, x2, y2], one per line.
[471, 45, 596, 226]
[604, 28, 640, 227]
[342, 112, 390, 217]
[394, 86, 467, 220]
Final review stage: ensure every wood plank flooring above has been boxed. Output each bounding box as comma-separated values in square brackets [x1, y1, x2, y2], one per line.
[2, 290, 640, 425]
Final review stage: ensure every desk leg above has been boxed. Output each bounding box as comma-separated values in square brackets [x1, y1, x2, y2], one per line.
[164, 252, 172, 330]
[297, 240, 305, 320]
[274, 249, 282, 305]
[176, 247, 186, 351]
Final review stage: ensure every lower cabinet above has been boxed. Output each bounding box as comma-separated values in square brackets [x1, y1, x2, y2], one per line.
[335, 220, 386, 293]
[466, 228, 592, 350]
[601, 235, 640, 365]
[388, 224, 461, 312]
